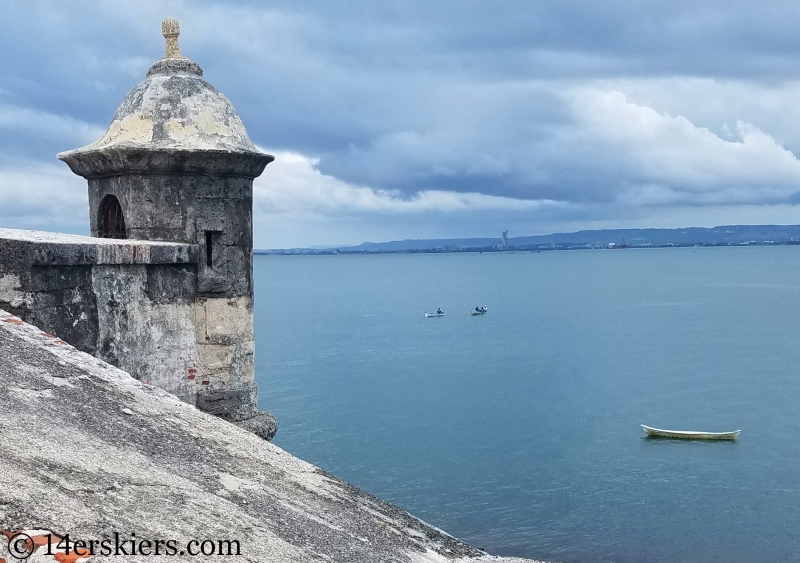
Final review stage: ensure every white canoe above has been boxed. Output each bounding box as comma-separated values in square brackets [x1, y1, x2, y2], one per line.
[425, 312, 444, 318]
[641, 424, 740, 440]
[471, 309, 488, 316]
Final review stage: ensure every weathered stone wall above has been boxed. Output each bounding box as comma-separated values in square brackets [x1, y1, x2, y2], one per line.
[79, 164, 260, 425]
[0, 264, 99, 353]
[86, 172, 254, 296]
[195, 296, 254, 417]
[0, 228, 276, 439]
[0, 228, 200, 404]
[92, 264, 198, 404]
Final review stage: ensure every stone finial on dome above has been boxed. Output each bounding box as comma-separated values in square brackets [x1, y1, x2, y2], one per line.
[57, 16, 273, 179]
[162, 18, 186, 60]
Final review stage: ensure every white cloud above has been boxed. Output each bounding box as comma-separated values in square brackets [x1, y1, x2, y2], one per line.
[0, 103, 99, 233]
[0, 160, 88, 233]
[6, 2, 800, 247]
[254, 149, 560, 215]
[0, 105, 104, 148]
[568, 88, 800, 205]
[252, 149, 569, 247]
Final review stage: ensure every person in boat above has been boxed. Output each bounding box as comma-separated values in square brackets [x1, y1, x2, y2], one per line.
[437, 308, 443, 314]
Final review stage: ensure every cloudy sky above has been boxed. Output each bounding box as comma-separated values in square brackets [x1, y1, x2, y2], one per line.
[4, 1, 800, 247]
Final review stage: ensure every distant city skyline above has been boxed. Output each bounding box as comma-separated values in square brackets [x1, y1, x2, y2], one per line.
[259, 224, 800, 253]
[5, 1, 800, 248]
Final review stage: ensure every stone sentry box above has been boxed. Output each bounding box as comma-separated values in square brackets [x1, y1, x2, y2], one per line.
[0, 20, 276, 440]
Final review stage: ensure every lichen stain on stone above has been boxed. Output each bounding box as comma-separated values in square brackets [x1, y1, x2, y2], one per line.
[219, 472, 250, 492]
[164, 97, 250, 149]
[0, 274, 34, 308]
[166, 119, 199, 142]
[73, 312, 88, 328]
[194, 108, 231, 134]
[64, 67, 259, 154]
[95, 114, 154, 148]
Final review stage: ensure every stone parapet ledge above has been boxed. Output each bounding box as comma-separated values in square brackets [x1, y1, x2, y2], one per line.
[0, 228, 199, 266]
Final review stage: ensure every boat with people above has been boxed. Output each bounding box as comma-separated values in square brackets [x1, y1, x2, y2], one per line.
[471, 306, 488, 315]
[425, 308, 444, 318]
[641, 424, 740, 440]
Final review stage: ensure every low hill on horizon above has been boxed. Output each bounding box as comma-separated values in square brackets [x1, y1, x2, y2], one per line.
[257, 224, 800, 254]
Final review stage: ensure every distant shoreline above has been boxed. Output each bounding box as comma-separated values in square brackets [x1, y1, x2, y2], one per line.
[257, 223, 800, 255]
[255, 240, 800, 255]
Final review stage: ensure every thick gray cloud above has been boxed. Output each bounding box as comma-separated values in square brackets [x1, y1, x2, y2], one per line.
[3, 0, 800, 246]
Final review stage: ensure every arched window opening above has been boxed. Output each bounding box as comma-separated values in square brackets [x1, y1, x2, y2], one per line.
[98, 195, 127, 239]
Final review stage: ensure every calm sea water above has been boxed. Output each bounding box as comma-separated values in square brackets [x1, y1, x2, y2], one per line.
[254, 247, 800, 563]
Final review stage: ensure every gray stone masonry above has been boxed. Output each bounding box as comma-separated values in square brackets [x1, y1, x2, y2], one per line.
[0, 228, 277, 441]
[0, 228, 197, 361]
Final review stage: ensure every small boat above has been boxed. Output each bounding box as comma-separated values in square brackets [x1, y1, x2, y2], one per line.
[425, 311, 444, 318]
[641, 424, 740, 440]
[471, 306, 488, 315]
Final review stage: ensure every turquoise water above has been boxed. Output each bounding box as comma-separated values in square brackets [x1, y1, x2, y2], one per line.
[254, 247, 800, 563]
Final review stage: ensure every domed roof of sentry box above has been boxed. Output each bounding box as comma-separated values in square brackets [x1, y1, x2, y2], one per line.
[58, 19, 273, 179]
